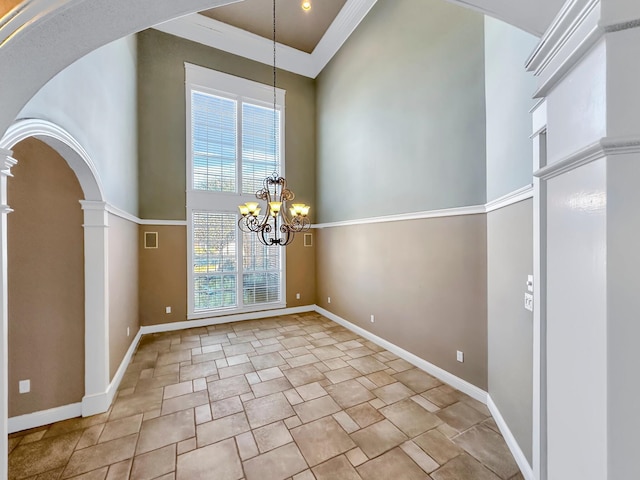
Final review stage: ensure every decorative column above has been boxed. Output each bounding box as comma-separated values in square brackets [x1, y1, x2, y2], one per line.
[527, 0, 640, 478]
[0, 149, 16, 480]
[79, 200, 110, 416]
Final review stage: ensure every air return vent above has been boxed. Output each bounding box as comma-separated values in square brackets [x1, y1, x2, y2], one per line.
[144, 231, 158, 249]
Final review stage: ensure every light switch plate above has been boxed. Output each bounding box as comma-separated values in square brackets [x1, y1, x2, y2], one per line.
[456, 351, 464, 362]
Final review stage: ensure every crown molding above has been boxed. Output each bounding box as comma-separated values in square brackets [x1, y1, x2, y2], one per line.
[152, 0, 378, 79]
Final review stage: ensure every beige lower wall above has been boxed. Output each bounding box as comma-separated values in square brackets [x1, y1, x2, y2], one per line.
[139, 225, 188, 326]
[109, 214, 140, 380]
[139, 225, 316, 326]
[487, 198, 533, 462]
[8, 138, 85, 417]
[316, 214, 488, 390]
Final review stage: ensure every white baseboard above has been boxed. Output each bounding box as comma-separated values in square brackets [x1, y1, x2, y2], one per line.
[141, 305, 316, 335]
[487, 395, 534, 480]
[82, 327, 144, 417]
[314, 306, 488, 404]
[8, 402, 82, 434]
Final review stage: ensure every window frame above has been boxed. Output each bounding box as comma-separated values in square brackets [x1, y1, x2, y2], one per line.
[185, 63, 287, 319]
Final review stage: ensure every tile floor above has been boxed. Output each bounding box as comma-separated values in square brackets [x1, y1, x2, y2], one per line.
[8, 312, 523, 480]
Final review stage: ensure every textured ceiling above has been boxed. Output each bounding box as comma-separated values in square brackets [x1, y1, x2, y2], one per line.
[200, 0, 348, 53]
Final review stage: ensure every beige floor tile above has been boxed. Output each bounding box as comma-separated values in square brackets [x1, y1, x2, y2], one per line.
[401, 441, 439, 473]
[345, 447, 368, 467]
[312, 345, 344, 361]
[350, 420, 408, 459]
[105, 459, 132, 480]
[347, 357, 387, 375]
[243, 442, 308, 480]
[160, 390, 209, 416]
[332, 411, 360, 434]
[312, 455, 362, 480]
[291, 416, 355, 467]
[177, 438, 243, 480]
[295, 382, 327, 401]
[235, 431, 259, 460]
[422, 386, 460, 408]
[194, 404, 212, 424]
[163, 381, 193, 400]
[62, 434, 138, 478]
[413, 429, 463, 465]
[177, 437, 197, 455]
[293, 469, 316, 480]
[323, 358, 349, 370]
[325, 379, 375, 409]
[257, 366, 284, 381]
[380, 399, 442, 437]
[218, 362, 256, 379]
[130, 444, 175, 480]
[283, 365, 326, 387]
[372, 382, 415, 405]
[9, 315, 520, 480]
[411, 395, 441, 413]
[436, 402, 487, 432]
[197, 412, 251, 447]
[324, 366, 361, 384]
[366, 371, 397, 387]
[251, 377, 293, 398]
[453, 424, 520, 479]
[431, 453, 501, 480]
[393, 369, 442, 393]
[386, 359, 415, 373]
[180, 361, 219, 382]
[244, 392, 296, 429]
[76, 424, 105, 450]
[208, 376, 252, 401]
[109, 388, 164, 420]
[346, 403, 384, 428]
[136, 409, 195, 455]
[67, 466, 109, 479]
[99, 414, 143, 444]
[287, 353, 320, 368]
[293, 395, 342, 424]
[357, 448, 430, 480]
[253, 421, 293, 453]
[9, 430, 82, 480]
[211, 396, 244, 418]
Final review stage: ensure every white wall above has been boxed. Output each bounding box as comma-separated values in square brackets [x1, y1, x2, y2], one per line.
[18, 36, 139, 215]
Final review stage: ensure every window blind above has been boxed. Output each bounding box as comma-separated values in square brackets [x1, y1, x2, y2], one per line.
[242, 103, 280, 195]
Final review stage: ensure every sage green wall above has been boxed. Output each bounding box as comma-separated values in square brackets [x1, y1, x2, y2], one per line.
[316, 0, 486, 223]
[487, 199, 533, 463]
[484, 17, 538, 202]
[137, 29, 316, 221]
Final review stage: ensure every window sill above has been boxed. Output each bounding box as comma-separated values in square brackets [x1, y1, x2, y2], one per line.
[188, 302, 286, 321]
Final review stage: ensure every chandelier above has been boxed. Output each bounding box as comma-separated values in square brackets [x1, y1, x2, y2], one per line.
[237, 0, 311, 246]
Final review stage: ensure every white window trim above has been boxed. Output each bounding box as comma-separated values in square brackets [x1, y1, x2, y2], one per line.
[185, 63, 287, 319]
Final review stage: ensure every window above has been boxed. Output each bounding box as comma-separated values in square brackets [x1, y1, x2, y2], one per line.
[186, 64, 286, 318]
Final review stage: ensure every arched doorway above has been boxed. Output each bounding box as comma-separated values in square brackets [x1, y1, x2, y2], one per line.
[7, 137, 85, 424]
[0, 119, 111, 433]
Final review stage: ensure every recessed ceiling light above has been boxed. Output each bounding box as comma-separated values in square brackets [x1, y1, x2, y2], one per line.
[301, 1, 311, 11]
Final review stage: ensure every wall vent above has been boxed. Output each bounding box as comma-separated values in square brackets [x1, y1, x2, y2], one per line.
[144, 231, 158, 249]
[304, 233, 313, 247]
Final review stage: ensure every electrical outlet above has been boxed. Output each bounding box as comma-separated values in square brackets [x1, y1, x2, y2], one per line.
[19, 379, 30, 394]
[127, 327, 130, 337]
[370, 314, 375, 323]
[296, 293, 301, 300]
[456, 351, 464, 363]
[524, 293, 533, 312]
[166, 306, 172, 314]
[328, 297, 331, 304]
